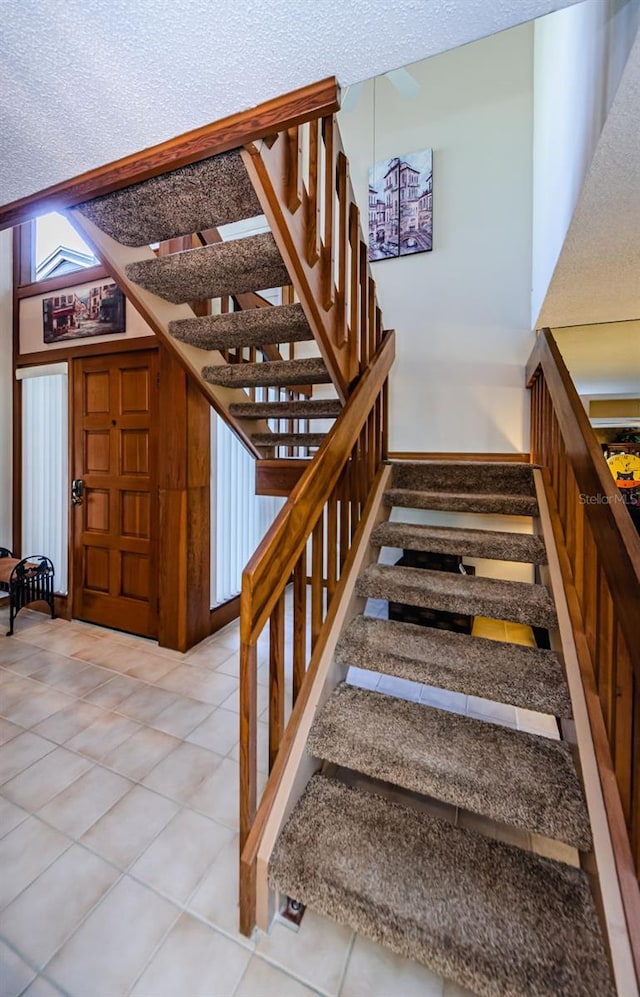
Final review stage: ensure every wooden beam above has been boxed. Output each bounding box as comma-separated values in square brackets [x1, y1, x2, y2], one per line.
[0, 78, 340, 231]
[255, 459, 310, 496]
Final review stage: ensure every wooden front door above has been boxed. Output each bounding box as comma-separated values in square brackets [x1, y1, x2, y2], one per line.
[72, 350, 159, 637]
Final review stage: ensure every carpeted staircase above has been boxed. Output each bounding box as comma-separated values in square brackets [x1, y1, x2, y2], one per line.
[75, 152, 341, 456]
[269, 460, 614, 997]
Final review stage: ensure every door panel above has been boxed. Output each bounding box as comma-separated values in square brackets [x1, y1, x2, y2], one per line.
[73, 350, 158, 637]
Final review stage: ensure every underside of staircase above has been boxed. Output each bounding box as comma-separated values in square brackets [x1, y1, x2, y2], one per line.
[267, 460, 615, 997]
[69, 149, 342, 465]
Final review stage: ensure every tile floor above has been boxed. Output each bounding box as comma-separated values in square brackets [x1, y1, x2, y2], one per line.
[0, 604, 573, 997]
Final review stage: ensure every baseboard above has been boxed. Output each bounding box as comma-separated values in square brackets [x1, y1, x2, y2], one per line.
[209, 595, 240, 634]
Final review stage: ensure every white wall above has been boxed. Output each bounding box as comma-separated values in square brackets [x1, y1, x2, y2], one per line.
[0, 230, 12, 547]
[531, 0, 640, 325]
[339, 24, 535, 454]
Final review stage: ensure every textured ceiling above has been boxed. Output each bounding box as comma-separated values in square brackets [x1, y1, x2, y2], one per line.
[539, 29, 640, 328]
[1, 0, 582, 205]
[554, 321, 640, 395]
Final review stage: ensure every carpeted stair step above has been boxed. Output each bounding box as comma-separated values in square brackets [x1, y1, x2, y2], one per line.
[356, 563, 556, 629]
[391, 460, 536, 496]
[125, 233, 290, 303]
[229, 398, 342, 420]
[251, 432, 326, 448]
[202, 357, 330, 389]
[336, 615, 572, 717]
[169, 302, 313, 351]
[371, 520, 547, 563]
[383, 488, 539, 516]
[308, 683, 589, 847]
[75, 151, 262, 247]
[270, 775, 612, 997]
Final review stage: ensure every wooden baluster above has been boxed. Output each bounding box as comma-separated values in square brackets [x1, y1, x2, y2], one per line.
[285, 127, 303, 213]
[350, 441, 359, 540]
[239, 640, 257, 851]
[326, 485, 338, 605]
[368, 279, 377, 363]
[321, 116, 336, 310]
[339, 463, 350, 571]
[614, 624, 634, 824]
[268, 594, 285, 771]
[359, 242, 369, 370]
[306, 118, 321, 266]
[596, 576, 615, 738]
[375, 305, 382, 351]
[349, 202, 360, 371]
[292, 554, 307, 704]
[632, 680, 640, 875]
[582, 529, 598, 670]
[311, 515, 324, 648]
[336, 152, 349, 344]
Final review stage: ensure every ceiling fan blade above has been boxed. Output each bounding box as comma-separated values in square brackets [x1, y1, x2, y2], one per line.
[386, 68, 420, 99]
[341, 81, 364, 112]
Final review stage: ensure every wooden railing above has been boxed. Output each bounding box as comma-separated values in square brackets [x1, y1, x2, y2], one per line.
[243, 113, 382, 402]
[239, 329, 394, 934]
[527, 327, 640, 976]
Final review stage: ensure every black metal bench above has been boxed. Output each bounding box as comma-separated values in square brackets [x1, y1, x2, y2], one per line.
[0, 548, 55, 636]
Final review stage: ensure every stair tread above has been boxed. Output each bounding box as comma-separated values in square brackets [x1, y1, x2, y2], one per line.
[390, 460, 536, 496]
[384, 487, 539, 516]
[309, 683, 589, 847]
[229, 398, 342, 419]
[270, 774, 611, 997]
[356, 563, 557, 629]
[372, 520, 547, 563]
[251, 433, 326, 447]
[169, 302, 313, 350]
[75, 151, 262, 246]
[125, 233, 290, 303]
[336, 615, 572, 716]
[202, 357, 330, 388]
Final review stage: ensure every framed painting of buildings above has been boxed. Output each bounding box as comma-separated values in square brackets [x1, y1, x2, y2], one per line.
[368, 149, 433, 261]
[42, 281, 126, 343]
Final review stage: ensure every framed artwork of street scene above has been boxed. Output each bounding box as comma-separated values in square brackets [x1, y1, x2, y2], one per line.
[42, 281, 126, 343]
[368, 148, 433, 261]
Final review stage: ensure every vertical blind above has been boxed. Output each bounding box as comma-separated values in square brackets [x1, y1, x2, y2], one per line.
[211, 412, 284, 606]
[19, 366, 69, 594]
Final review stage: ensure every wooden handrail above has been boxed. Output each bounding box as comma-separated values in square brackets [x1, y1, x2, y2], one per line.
[242, 330, 395, 642]
[0, 78, 340, 231]
[239, 329, 394, 933]
[527, 326, 640, 978]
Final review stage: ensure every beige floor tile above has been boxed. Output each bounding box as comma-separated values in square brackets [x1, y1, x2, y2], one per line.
[229, 721, 269, 774]
[157, 664, 239, 706]
[515, 707, 559, 739]
[256, 909, 353, 996]
[236, 956, 318, 996]
[81, 785, 178, 869]
[151, 697, 214, 738]
[186, 643, 238, 670]
[142, 741, 223, 803]
[2, 686, 74, 729]
[66, 712, 141, 760]
[38, 765, 132, 838]
[0, 938, 37, 997]
[341, 934, 444, 997]
[46, 662, 113, 698]
[8, 649, 73, 680]
[2, 747, 92, 811]
[21, 976, 66, 996]
[45, 876, 179, 997]
[188, 835, 252, 947]
[186, 707, 239, 755]
[0, 796, 29, 837]
[123, 652, 180, 683]
[0, 638, 40, 667]
[116, 685, 179, 724]
[32, 701, 105, 745]
[130, 808, 234, 903]
[28, 653, 105, 692]
[0, 717, 24, 745]
[0, 816, 70, 909]
[102, 726, 180, 780]
[186, 756, 239, 828]
[32, 628, 108, 659]
[0, 844, 119, 968]
[0, 731, 56, 785]
[130, 912, 251, 997]
[83, 673, 145, 708]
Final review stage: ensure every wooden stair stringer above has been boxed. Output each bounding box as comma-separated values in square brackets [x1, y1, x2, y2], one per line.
[67, 208, 270, 458]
